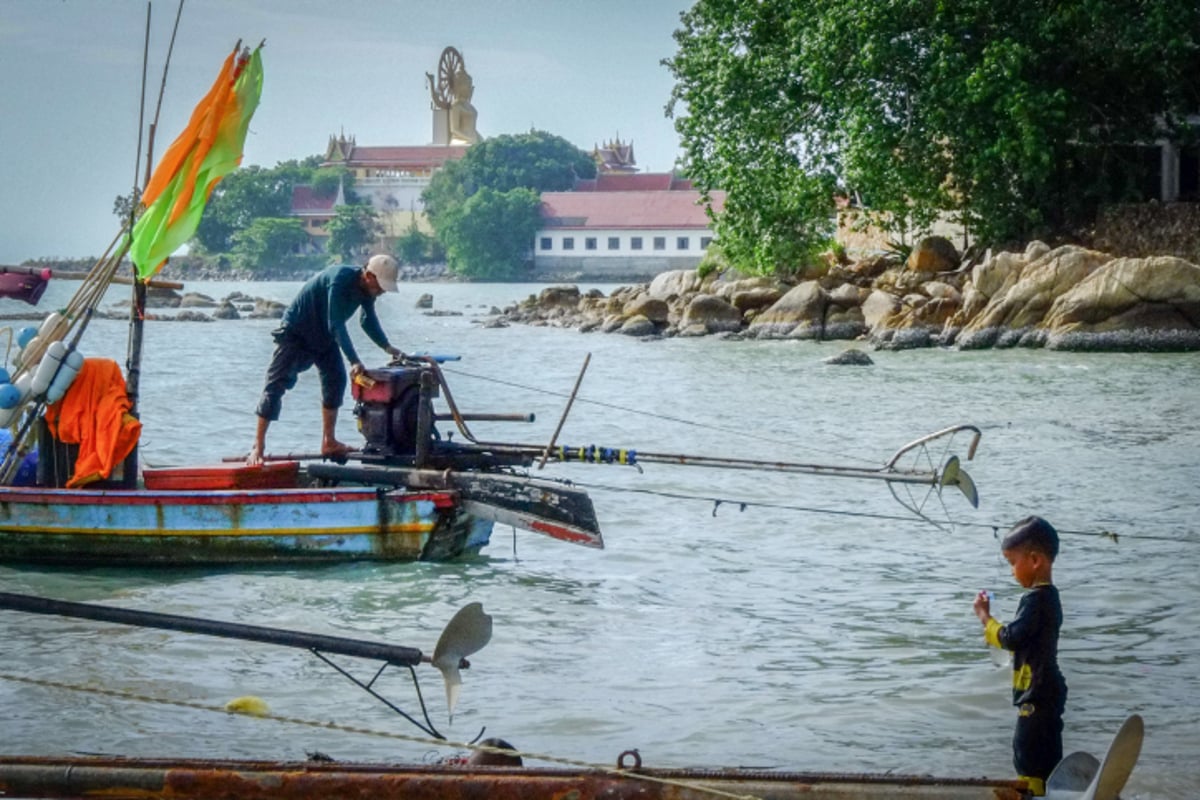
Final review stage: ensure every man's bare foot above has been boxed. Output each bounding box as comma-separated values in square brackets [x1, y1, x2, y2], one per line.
[321, 440, 354, 463]
[246, 445, 264, 467]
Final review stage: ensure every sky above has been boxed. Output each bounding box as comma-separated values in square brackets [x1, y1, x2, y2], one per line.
[0, 0, 694, 265]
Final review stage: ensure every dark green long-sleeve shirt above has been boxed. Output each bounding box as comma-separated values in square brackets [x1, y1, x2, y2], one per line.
[280, 265, 390, 365]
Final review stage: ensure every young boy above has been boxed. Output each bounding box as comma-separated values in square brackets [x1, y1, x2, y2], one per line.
[973, 515, 1068, 797]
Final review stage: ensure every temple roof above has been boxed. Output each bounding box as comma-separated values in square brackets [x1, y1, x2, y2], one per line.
[323, 142, 470, 169]
[291, 185, 337, 213]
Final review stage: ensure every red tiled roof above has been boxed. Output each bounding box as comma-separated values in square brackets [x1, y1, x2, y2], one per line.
[325, 145, 469, 168]
[573, 173, 695, 192]
[291, 185, 336, 212]
[540, 190, 725, 230]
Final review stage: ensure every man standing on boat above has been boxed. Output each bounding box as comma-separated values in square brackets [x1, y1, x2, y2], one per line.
[247, 255, 402, 466]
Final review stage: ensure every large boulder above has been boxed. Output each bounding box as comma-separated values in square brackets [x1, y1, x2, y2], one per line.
[861, 289, 901, 334]
[907, 236, 960, 273]
[680, 294, 743, 334]
[618, 314, 658, 337]
[622, 295, 671, 325]
[1042, 256, 1200, 349]
[747, 281, 827, 338]
[648, 269, 704, 299]
[970, 250, 1026, 299]
[211, 300, 240, 320]
[957, 245, 1112, 348]
[536, 285, 581, 310]
[180, 292, 217, 308]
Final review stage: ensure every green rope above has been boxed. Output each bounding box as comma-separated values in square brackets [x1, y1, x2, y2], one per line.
[0, 670, 762, 800]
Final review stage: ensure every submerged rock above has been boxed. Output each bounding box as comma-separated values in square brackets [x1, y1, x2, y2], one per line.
[823, 348, 874, 365]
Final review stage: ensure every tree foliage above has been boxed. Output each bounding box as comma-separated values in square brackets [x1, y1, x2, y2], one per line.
[394, 217, 439, 265]
[193, 157, 321, 253]
[667, 0, 1200, 268]
[438, 188, 541, 280]
[422, 130, 595, 278]
[326, 203, 381, 261]
[230, 217, 309, 270]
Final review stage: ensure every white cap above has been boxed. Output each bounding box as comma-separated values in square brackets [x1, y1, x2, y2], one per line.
[366, 254, 399, 292]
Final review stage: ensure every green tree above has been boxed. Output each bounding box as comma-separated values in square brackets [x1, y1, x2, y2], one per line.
[311, 166, 352, 199]
[438, 187, 541, 280]
[194, 158, 321, 253]
[667, 0, 1200, 268]
[326, 203, 381, 261]
[421, 130, 594, 278]
[422, 157, 472, 226]
[112, 189, 139, 227]
[394, 217, 436, 265]
[230, 217, 309, 271]
[457, 130, 597, 193]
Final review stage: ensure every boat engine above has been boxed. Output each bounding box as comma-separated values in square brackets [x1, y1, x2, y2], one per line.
[351, 362, 439, 462]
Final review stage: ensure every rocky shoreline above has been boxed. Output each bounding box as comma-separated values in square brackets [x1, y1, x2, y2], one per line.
[6, 240, 1198, 353]
[497, 239, 1200, 352]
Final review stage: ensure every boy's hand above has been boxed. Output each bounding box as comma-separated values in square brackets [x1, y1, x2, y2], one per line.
[972, 590, 991, 625]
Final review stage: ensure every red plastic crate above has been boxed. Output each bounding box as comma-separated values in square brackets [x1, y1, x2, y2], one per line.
[142, 461, 300, 490]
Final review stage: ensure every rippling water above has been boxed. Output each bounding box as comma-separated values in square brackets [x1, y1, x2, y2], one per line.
[2, 279, 1197, 798]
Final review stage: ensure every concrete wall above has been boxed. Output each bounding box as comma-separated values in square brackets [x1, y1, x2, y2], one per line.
[531, 254, 707, 281]
[532, 225, 715, 280]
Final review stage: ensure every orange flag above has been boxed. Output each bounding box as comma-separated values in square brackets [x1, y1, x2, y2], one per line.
[129, 44, 263, 278]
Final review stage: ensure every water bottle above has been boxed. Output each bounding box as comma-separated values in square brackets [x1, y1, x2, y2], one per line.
[983, 590, 1010, 668]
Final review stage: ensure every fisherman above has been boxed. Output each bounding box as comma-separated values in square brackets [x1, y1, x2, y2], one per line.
[972, 516, 1068, 796]
[247, 255, 402, 466]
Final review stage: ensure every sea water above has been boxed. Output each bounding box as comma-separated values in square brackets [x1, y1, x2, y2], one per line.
[1, 279, 1197, 798]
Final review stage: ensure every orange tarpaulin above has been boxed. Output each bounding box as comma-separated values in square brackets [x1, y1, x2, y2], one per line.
[44, 358, 141, 489]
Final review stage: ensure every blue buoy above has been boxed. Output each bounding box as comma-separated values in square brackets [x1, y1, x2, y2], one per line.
[16, 326, 37, 349]
[0, 383, 20, 409]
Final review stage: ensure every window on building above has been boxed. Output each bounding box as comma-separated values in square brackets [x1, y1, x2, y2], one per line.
[585, 237, 597, 250]
[540, 237, 553, 251]
[563, 237, 575, 250]
[631, 237, 643, 250]
[677, 237, 689, 250]
[700, 236, 713, 250]
[653, 237, 666, 251]
[607, 237, 620, 250]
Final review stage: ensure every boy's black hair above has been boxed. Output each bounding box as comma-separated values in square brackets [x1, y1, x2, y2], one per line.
[1001, 515, 1059, 560]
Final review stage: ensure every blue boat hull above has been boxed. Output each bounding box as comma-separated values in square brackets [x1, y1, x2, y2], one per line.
[0, 484, 493, 565]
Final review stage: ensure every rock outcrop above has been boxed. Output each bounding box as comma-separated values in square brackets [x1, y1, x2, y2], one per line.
[499, 242, 1200, 352]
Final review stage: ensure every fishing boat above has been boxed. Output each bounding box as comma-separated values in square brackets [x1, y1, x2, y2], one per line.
[0, 591, 1144, 800]
[0, 341, 980, 565]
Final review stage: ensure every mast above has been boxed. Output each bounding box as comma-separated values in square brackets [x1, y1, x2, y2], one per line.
[125, 0, 184, 484]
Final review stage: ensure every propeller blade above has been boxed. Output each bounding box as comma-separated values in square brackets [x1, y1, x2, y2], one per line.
[939, 455, 961, 487]
[431, 602, 493, 721]
[955, 465, 979, 508]
[937, 455, 979, 508]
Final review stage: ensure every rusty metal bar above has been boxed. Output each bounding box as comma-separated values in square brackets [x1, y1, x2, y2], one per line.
[0, 757, 1029, 800]
[0, 592, 424, 666]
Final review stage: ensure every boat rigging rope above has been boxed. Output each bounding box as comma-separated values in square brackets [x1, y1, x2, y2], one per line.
[440, 366, 885, 468]
[573, 480, 1186, 544]
[0, 671, 763, 800]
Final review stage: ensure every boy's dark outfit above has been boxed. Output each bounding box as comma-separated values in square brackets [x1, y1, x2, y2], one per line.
[984, 584, 1068, 785]
[255, 265, 393, 422]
